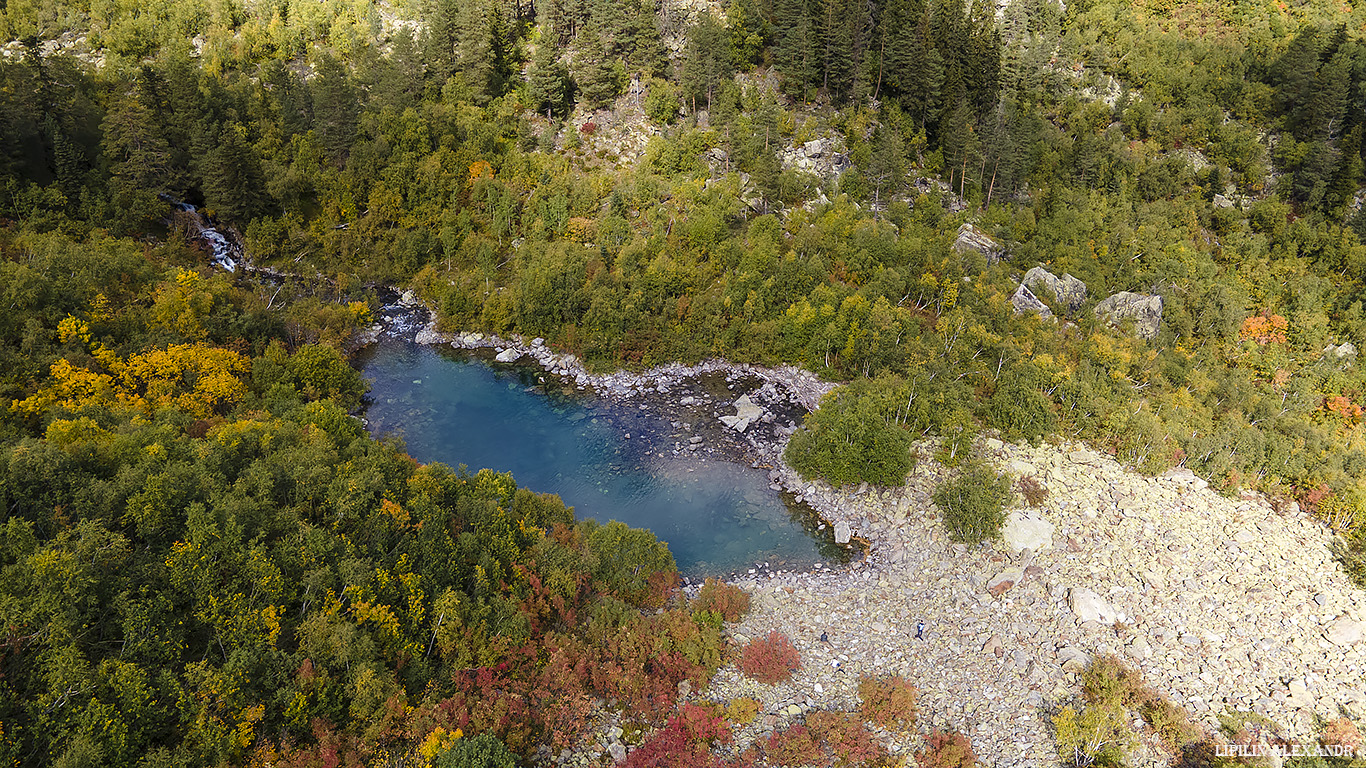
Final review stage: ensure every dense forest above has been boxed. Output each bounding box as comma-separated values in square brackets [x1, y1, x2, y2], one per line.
[5, 0, 1366, 764]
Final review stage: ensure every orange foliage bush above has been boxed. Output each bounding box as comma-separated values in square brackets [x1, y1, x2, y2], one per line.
[739, 631, 801, 684]
[1320, 717, 1364, 752]
[1239, 313, 1288, 345]
[806, 711, 886, 766]
[917, 729, 977, 768]
[1324, 395, 1363, 426]
[693, 578, 751, 621]
[763, 725, 821, 767]
[857, 674, 919, 727]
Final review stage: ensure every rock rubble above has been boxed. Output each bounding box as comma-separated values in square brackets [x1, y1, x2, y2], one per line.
[711, 438, 1366, 768]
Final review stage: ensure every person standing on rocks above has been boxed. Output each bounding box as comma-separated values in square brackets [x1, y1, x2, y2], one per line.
[915, 621, 926, 640]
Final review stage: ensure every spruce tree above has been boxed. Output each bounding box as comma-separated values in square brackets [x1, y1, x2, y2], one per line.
[311, 53, 358, 162]
[575, 26, 623, 109]
[527, 29, 570, 119]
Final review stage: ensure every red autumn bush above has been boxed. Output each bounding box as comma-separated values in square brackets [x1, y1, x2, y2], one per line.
[1320, 717, 1364, 752]
[917, 729, 978, 768]
[623, 703, 731, 768]
[764, 725, 822, 767]
[693, 578, 751, 621]
[857, 674, 919, 727]
[739, 631, 801, 684]
[807, 711, 887, 767]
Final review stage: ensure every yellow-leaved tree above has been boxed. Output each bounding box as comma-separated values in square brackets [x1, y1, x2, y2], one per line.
[12, 316, 250, 418]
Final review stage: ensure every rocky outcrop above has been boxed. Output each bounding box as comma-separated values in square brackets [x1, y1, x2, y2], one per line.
[1022, 266, 1088, 314]
[777, 136, 851, 178]
[951, 223, 1004, 263]
[1095, 291, 1164, 340]
[1010, 283, 1053, 319]
[720, 394, 765, 432]
[1324, 341, 1358, 359]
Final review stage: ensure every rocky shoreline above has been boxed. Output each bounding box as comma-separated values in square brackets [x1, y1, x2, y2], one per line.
[370, 304, 1363, 768]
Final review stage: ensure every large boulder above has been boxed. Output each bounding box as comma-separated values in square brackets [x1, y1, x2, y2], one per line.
[1010, 284, 1053, 319]
[1325, 615, 1364, 647]
[952, 223, 1004, 263]
[1095, 291, 1164, 341]
[1023, 266, 1088, 314]
[1069, 588, 1119, 625]
[1002, 511, 1055, 553]
[720, 394, 765, 432]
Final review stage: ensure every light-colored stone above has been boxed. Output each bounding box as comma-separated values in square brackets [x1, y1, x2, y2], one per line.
[952, 223, 1004, 263]
[495, 348, 522, 363]
[1095, 291, 1164, 341]
[987, 568, 1023, 597]
[1325, 616, 1364, 646]
[833, 521, 852, 545]
[1002, 511, 1054, 553]
[1070, 588, 1119, 625]
[1010, 283, 1053, 319]
[609, 743, 627, 763]
[1058, 646, 1091, 672]
[1022, 266, 1088, 313]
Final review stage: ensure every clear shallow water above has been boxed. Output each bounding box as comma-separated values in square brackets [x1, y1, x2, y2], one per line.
[357, 342, 847, 576]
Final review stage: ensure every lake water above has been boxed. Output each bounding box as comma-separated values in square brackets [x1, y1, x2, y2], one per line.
[357, 342, 848, 576]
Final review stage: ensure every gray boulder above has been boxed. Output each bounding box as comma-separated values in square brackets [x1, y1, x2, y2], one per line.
[1095, 291, 1164, 340]
[952, 223, 1004, 263]
[1023, 266, 1088, 313]
[1010, 284, 1053, 319]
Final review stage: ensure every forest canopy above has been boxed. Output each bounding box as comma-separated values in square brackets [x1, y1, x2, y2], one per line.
[7, 0, 1366, 763]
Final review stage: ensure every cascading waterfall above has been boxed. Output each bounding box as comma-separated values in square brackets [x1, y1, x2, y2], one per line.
[160, 195, 240, 272]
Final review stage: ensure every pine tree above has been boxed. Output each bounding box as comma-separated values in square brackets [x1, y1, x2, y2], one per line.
[772, 0, 814, 101]
[310, 53, 358, 162]
[200, 123, 270, 222]
[575, 26, 624, 109]
[679, 14, 733, 113]
[527, 29, 570, 118]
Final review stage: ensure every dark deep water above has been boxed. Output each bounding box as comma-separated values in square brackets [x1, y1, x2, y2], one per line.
[357, 341, 848, 576]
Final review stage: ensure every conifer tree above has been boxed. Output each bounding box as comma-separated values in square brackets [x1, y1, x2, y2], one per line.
[310, 53, 358, 162]
[527, 29, 570, 119]
[575, 26, 623, 109]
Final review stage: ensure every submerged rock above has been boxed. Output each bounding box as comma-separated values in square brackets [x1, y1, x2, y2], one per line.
[721, 394, 765, 432]
[1095, 291, 1164, 340]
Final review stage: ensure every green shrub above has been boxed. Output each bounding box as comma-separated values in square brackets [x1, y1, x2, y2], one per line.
[1053, 703, 1133, 768]
[434, 732, 519, 768]
[785, 378, 915, 488]
[986, 369, 1056, 442]
[932, 460, 1012, 544]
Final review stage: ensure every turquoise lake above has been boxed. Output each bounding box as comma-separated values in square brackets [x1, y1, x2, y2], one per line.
[357, 342, 848, 576]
